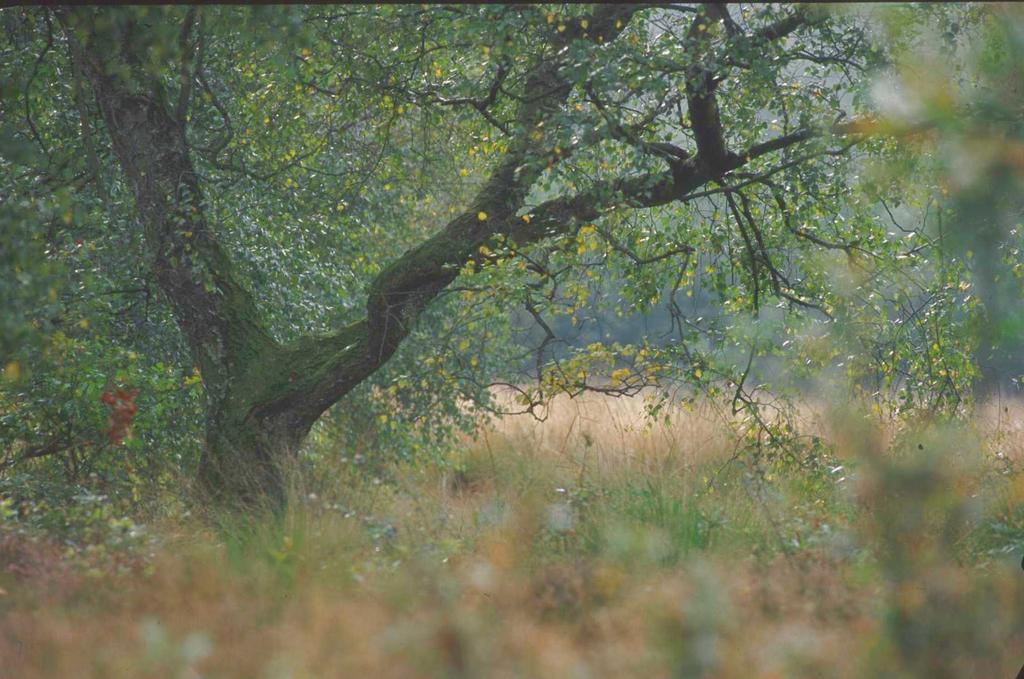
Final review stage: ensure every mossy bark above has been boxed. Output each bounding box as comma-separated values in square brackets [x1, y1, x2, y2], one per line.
[197, 411, 296, 509]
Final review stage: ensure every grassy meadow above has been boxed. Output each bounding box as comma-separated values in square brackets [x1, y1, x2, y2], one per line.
[2, 394, 1024, 678]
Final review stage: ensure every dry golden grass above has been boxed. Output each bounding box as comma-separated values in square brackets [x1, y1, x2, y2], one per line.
[483, 390, 735, 468]
[2, 393, 1024, 678]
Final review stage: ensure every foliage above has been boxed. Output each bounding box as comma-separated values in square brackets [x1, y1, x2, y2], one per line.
[0, 3, 1017, 504]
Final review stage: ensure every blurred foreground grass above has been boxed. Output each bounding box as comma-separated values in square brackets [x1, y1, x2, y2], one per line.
[3, 394, 1024, 678]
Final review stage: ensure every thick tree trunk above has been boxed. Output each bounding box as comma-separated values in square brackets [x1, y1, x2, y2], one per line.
[193, 326, 374, 507]
[197, 410, 304, 509]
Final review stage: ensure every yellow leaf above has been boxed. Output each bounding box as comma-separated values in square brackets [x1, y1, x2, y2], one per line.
[610, 367, 630, 384]
[3, 361, 20, 382]
[693, 367, 702, 379]
[78, 319, 89, 330]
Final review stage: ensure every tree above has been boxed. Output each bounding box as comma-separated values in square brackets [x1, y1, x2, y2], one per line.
[5, 4, 905, 505]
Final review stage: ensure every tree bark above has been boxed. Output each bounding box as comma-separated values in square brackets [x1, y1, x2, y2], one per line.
[197, 406, 307, 509]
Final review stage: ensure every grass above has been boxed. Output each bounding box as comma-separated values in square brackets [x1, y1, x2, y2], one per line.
[2, 393, 1024, 678]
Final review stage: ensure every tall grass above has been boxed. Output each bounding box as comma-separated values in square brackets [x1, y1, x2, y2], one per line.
[2, 394, 1024, 678]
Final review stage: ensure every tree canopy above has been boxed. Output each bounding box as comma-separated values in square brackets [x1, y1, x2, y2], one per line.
[2, 4, 1020, 507]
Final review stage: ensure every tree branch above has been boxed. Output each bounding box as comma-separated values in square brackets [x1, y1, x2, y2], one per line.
[58, 8, 277, 398]
[251, 4, 644, 427]
[175, 7, 198, 124]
